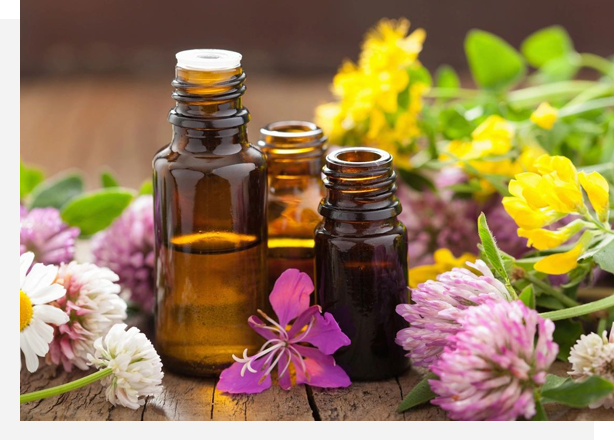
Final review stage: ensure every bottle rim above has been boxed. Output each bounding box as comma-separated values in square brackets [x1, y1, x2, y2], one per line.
[260, 121, 323, 139]
[175, 49, 242, 71]
[326, 147, 392, 168]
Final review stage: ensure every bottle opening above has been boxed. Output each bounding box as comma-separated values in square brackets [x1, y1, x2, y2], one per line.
[327, 147, 392, 168]
[176, 49, 242, 71]
[260, 121, 323, 138]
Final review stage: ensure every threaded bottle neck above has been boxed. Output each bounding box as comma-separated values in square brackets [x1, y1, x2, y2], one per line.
[258, 121, 327, 176]
[319, 147, 401, 221]
[168, 58, 250, 130]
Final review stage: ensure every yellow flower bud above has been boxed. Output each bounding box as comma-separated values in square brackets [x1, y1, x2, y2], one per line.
[408, 249, 477, 288]
[534, 232, 593, 275]
[578, 171, 610, 223]
[534, 154, 577, 184]
[530, 102, 558, 130]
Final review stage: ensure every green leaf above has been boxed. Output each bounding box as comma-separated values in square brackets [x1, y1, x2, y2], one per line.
[594, 239, 614, 274]
[440, 107, 474, 139]
[61, 188, 135, 236]
[519, 285, 535, 309]
[536, 294, 565, 310]
[465, 29, 526, 90]
[540, 294, 614, 321]
[477, 213, 515, 298]
[553, 319, 584, 361]
[435, 65, 460, 89]
[138, 179, 153, 195]
[29, 173, 84, 210]
[521, 26, 573, 68]
[101, 171, 120, 188]
[542, 374, 570, 393]
[398, 373, 437, 413]
[541, 376, 614, 407]
[20, 161, 45, 200]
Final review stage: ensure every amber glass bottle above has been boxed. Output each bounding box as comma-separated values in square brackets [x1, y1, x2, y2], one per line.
[258, 121, 326, 288]
[315, 147, 409, 381]
[153, 50, 267, 376]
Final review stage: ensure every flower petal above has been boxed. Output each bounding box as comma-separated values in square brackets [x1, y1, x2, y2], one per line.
[29, 284, 67, 305]
[293, 347, 351, 389]
[299, 312, 351, 355]
[269, 269, 313, 327]
[34, 304, 69, 325]
[20, 252, 35, 288]
[21, 331, 40, 372]
[248, 315, 278, 341]
[217, 356, 273, 394]
[22, 262, 59, 297]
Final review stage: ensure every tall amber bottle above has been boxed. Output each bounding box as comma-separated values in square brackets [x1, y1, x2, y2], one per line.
[257, 121, 326, 287]
[153, 50, 267, 376]
[315, 147, 409, 381]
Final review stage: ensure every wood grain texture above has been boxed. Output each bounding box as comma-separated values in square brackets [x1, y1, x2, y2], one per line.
[24, 362, 613, 421]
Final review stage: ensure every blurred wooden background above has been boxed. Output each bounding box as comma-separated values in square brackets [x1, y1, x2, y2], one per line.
[21, 0, 614, 188]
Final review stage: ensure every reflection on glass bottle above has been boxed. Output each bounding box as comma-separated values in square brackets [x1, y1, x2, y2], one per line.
[315, 147, 409, 381]
[153, 50, 267, 376]
[258, 121, 326, 288]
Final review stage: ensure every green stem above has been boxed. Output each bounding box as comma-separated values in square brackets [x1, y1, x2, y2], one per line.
[508, 81, 597, 107]
[579, 53, 614, 78]
[540, 293, 614, 321]
[524, 274, 580, 308]
[559, 97, 614, 118]
[426, 87, 480, 99]
[20, 368, 112, 404]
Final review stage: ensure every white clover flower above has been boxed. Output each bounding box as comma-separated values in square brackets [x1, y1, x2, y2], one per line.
[569, 323, 614, 409]
[88, 324, 163, 409]
[20, 252, 69, 372]
[48, 262, 127, 371]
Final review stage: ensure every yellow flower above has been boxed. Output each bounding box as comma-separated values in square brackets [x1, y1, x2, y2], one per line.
[360, 18, 426, 73]
[315, 102, 344, 144]
[502, 196, 561, 229]
[534, 154, 577, 184]
[517, 221, 584, 251]
[408, 249, 477, 288]
[530, 102, 558, 130]
[471, 115, 515, 156]
[579, 171, 610, 222]
[534, 232, 593, 275]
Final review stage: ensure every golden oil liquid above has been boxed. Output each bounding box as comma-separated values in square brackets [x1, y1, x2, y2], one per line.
[155, 232, 266, 376]
[268, 237, 316, 287]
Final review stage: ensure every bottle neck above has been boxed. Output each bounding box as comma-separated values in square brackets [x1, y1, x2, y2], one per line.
[168, 66, 250, 143]
[319, 148, 401, 221]
[170, 125, 248, 154]
[258, 121, 327, 177]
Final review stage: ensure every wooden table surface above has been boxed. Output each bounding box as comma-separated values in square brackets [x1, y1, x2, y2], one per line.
[20, 353, 614, 421]
[20, 77, 614, 421]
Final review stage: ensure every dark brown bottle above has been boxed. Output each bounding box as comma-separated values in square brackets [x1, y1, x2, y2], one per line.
[257, 121, 326, 288]
[153, 50, 267, 376]
[315, 147, 409, 381]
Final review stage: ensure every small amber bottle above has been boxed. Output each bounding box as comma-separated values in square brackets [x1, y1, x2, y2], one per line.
[315, 147, 409, 381]
[258, 121, 326, 288]
[153, 50, 267, 376]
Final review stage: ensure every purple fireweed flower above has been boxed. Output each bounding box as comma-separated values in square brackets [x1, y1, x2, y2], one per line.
[395, 260, 511, 368]
[20, 207, 80, 265]
[429, 300, 558, 421]
[91, 195, 154, 312]
[217, 269, 351, 394]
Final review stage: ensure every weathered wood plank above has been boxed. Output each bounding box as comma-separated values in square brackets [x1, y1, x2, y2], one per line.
[212, 383, 314, 421]
[310, 375, 405, 421]
[142, 372, 215, 421]
[20, 364, 143, 421]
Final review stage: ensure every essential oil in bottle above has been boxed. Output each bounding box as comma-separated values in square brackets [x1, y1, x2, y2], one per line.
[315, 147, 409, 381]
[258, 121, 326, 288]
[153, 49, 267, 376]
